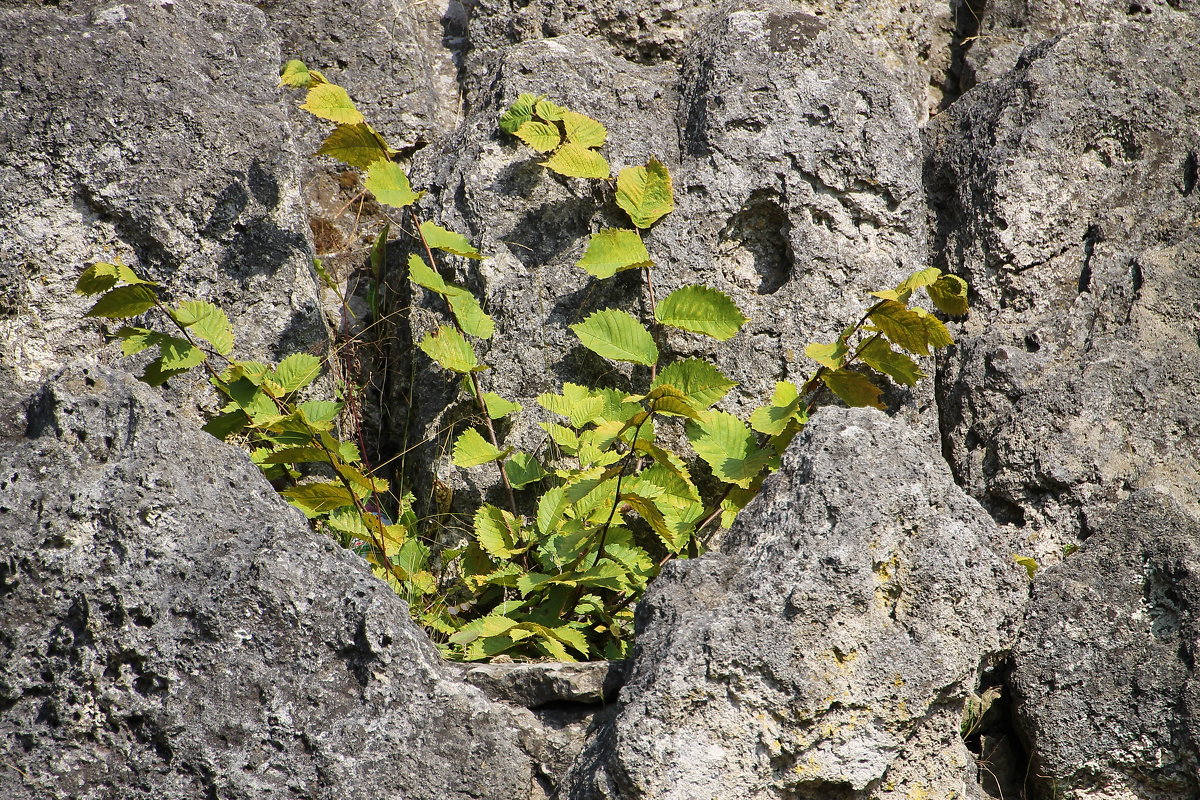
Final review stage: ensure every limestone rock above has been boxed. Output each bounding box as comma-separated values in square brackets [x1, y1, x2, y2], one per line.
[926, 20, 1200, 553]
[0, 0, 325, 396]
[0, 363, 553, 800]
[1010, 491, 1200, 799]
[564, 407, 1028, 799]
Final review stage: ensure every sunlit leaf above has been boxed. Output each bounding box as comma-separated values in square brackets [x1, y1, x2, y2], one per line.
[86, 285, 157, 319]
[317, 122, 394, 168]
[868, 299, 932, 355]
[576, 229, 652, 279]
[419, 326, 482, 373]
[172, 300, 233, 355]
[561, 110, 607, 149]
[927, 274, 969, 316]
[615, 157, 674, 229]
[654, 285, 747, 340]
[282, 482, 355, 517]
[505, 452, 546, 488]
[419, 220, 482, 259]
[571, 309, 658, 366]
[364, 160, 423, 208]
[300, 83, 365, 125]
[652, 359, 736, 409]
[514, 120, 561, 152]
[687, 410, 774, 489]
[499, 93, 540, 135]
[860, 337, 925, 387]
[453, 427, 505, 468]
[274, 353, 322, 392]
[542, 142, 610, 179]
[821, 368, 885, 409]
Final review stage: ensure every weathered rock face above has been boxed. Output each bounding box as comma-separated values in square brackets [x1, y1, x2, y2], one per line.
[0, 363, 577, 800]
[1010, 490, 1200, 800]
[564, 408, 1028, 800]
[0, 0, 325, 394]
[393, 3, 940, 511]
[926, 19, 1200, 553]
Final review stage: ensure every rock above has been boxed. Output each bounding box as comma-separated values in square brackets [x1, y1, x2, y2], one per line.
[925, 19, 1200, 552]
[1010, 490, 1200, 799]
[962, 0, 1200, 89]
[389, 4, 941, 513]
[459, 661, 628, 708]
[563, 407, 1028, 799]
[0, 1, 325, 396]
[0, 362, 564, 800]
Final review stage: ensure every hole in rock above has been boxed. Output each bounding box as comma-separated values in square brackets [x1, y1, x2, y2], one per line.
[965, 660, 1030, 799]
[718, 193, 794, 294]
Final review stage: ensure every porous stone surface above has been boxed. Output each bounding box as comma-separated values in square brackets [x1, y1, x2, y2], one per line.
[1010, 490, 1200, 800]
[0, 0, 325, 394]
[563, 408, 1028, 800]
[459, 660, 628, 708]
[0, 363, 570, 800]
[926, 19, 1200, 555]
[392, 3, 940, 511]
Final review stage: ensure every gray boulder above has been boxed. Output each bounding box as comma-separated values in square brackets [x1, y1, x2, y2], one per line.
[0, 363, 588, 800]
[926, 19, 1200, 552]
[564, 407, 1028, 799]
[1010, 490, 1200, 799]
[0, 1, 325, 398]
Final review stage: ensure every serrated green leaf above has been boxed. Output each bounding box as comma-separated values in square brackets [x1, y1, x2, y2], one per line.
[537, 486, 568, 537]
[316, 122, 394, 168]
[499, 93, 540, 135]
[895, 267, 943, 297]
[76, 262, 123, 295]
[275, 353, 322, 393]
[282, 482, 355, 517]
[173, 300, 234, 355]
[540, 421, 579, 453]
[474, 505, 522, 558]
[419, 220, 482, 259]
[576, 229, 652, 279]
[652, 359, 736, 409]
[299, 400, 341, 424]
[453, 428, 505, 468]
[821, 369, 885, 409]
[639, 384, 702, 420]
[571, 309, 658, 366]
[805, 339, 850, 370]
[615, 157, 674, 229]
[561, 110, 607, 149]
[300, 83, 364, 125]
[86, 285, 158, 319]
[538, 383, 605, 427]
[364, 160, 423, 208]
[483, 392, 522, 419]
[533, 98, 566, 121]
[419, 326, 481, 373]
[114, 326, 156, 356]
[259, 447, 330, 465]
[279, 59, 314, 88]
[447, 289, 495, 340]
[505, 452, 546, 489]
[157, 336, 204, 371]
[202, 410, 247, 440]
[139, 357, 190, 387]
[687, 410, 775, 489]
[407, 254, 449, 293]
[654, 285, 747, 341]
[869, 300, 932, 355]
[749, 381, 806, 435]
[517, 571, 556, 595]
[911, 307, 954, 348]
[542, 143, 610, 179]
[927, 274, 969, 316]
[860, 337, 925, 387]
[514, 120, 561, 152]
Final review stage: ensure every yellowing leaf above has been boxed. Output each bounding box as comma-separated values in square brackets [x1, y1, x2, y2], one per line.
[282, 482, 355, 517]
[749, 381, 806, 435]
[687, 410, 774, 489]
[868, 299, 932, 355]
[576, 229, 652, 278]
[615, 158, 674, 229]
[473, 505, 522, 557]
[821, 369, 885, 410]
[860, 337, 925, 387]
[928, 274, 969, 316]
[419, 220, 482, 259]
[652, 359, 737, 408]
[561, 110, 607, 149]
[805, 340, 849, 370]
[316, 123, 394, 168]
[571, 309, 658, 366]
[300, 83, 365, 125]
[453, 428, 506, 468]
[654, 285, 747, 341]
[542, 142, 610, 179]
[1012, 554, 1039, 579]
[364, 160, 423, 208]
[911, 307, 954, 348]
[514, 120, 561, 152]
[279, 59, 315, 88]
[419, 325, 481, 373]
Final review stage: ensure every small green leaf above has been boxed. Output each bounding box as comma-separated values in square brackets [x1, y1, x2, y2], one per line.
[173, 300, 234, 355]
[482, 392, 522, 419]
[317, 123, 394, 168]
[534, 98, 566, 121]
[576, 229, 652, 279]
[279, 59, 315, 88]
[282, 482, 355, 517]
[821, 369, 885, 410]
[561, 110, 607, 149]
[860, 337, 925, 387]
[615, 157, 674, 229]
[536, 486, 568, 537]
[85, 285, 158, 319]
[447, 289, 495, 340]
[499, 93, 540, 135]
[419, 326, 481, 373]
[654, 285, 747, 341]
[749, 381, 806, 435]
[157, 336, 205, 371]
[114, 327, 157, 356]
[419, 220, 482, 259]
[652, 359, 736, 409]
[894, 267, 943, 297]
[300, 83, 365, 125]
[805, 340, 850, 370]
[571, 309, 658, 366]
[453, 428, 505, 468]
[542, 143, 610, 179]
[364, 160, 423, 208]
[514, 120, 562, 152]
[407, 254, 449, 293]
[474, 505, 522, 558]
[299, 400, 341, 424]
[139, 357, 189, 387]
[869, 300, 932, 355]
[274, 353, 322, 393]
[76, 261, 123, 295]
[687, 410, 775, 489]
[370, 223, 390, 279]
[1012, 553, 1039, 579]
[538, 383, 605, 427]
[505, 453, 546, 489]
[202, 410, 247, 440]
[927, 274, 969, 316]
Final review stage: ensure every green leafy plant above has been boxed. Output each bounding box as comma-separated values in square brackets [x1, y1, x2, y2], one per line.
[79, 66, 969, 664]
